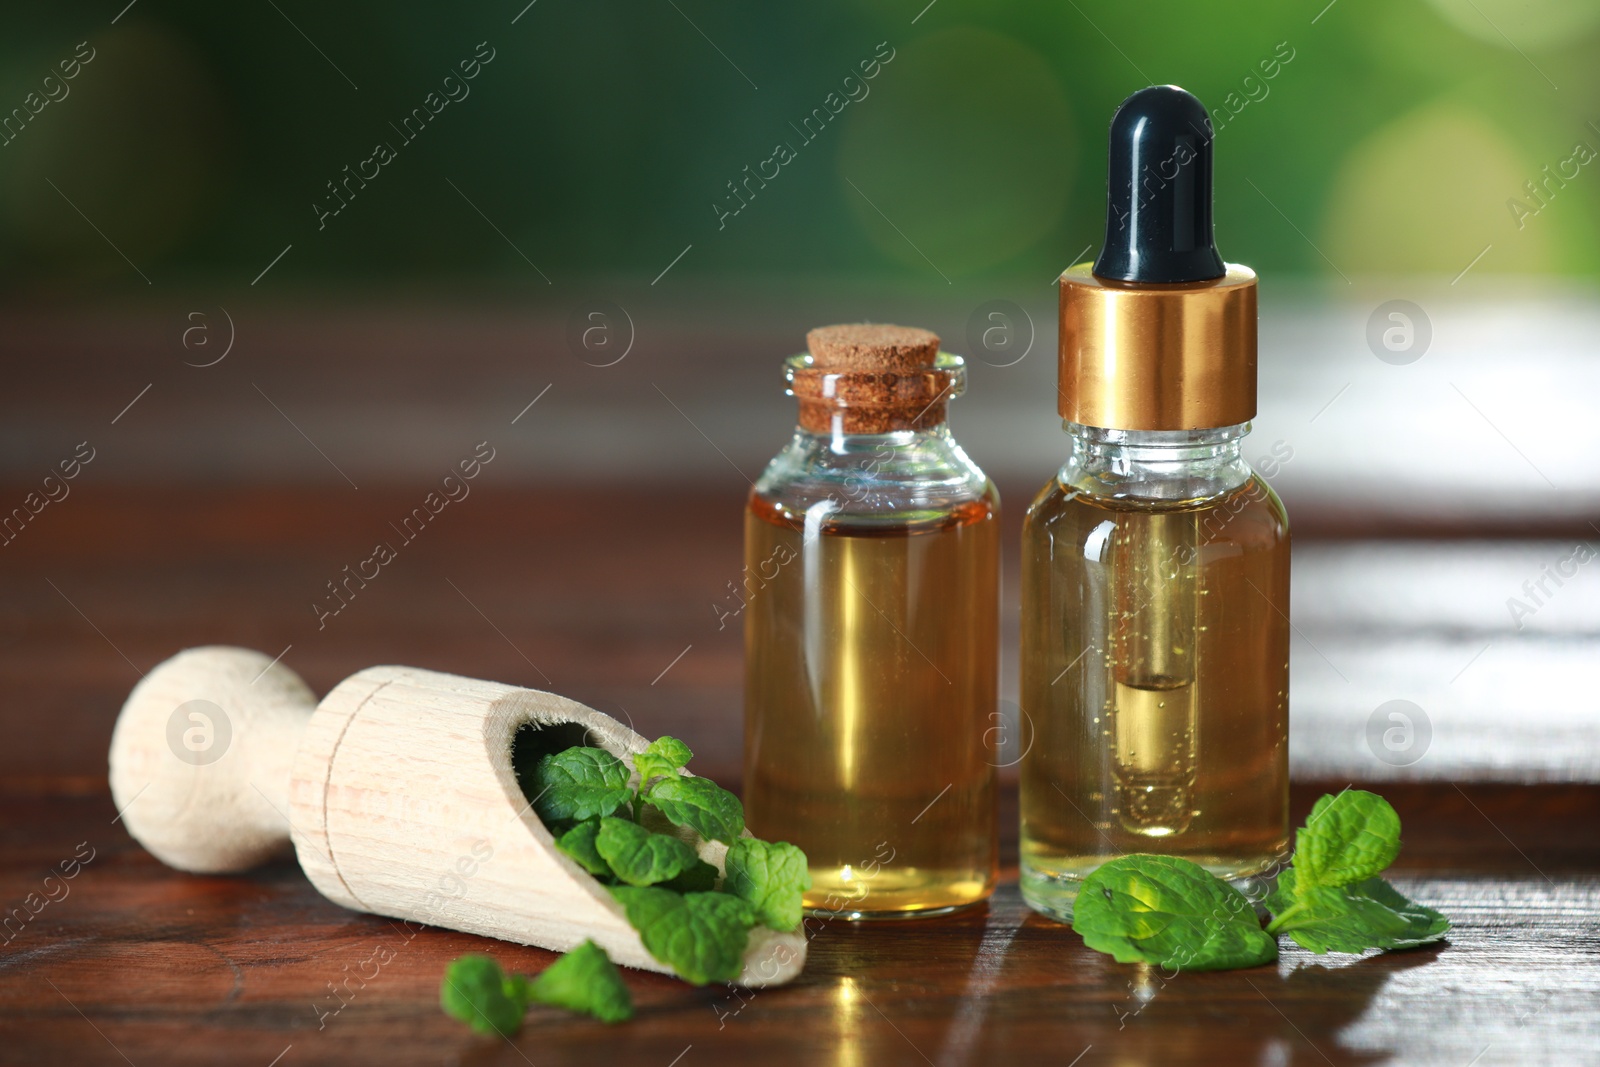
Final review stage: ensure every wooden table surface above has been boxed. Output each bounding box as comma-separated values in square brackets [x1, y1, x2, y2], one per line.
[3, 481, 1597, 1066]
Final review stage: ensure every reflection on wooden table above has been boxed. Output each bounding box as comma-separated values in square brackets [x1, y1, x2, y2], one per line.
[2, 291, 1596, 1064]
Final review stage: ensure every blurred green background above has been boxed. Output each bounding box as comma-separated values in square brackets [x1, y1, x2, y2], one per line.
[2, 0, 1598, 291]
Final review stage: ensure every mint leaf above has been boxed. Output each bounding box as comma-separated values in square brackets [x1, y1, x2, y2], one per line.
[647, 775, 745, 845]
[440, 954, 527, 1036]
[1072, 855, 1278, 971]
[1335, 877, 1449, 948]
[725, 838, 811, 932]
[634, 736, 693, 785]
[663, 858, 719, 893]
[1265, 791, 1448, 955]
[1267, 868, 1449, 953]
[611, 887, 756, 985]
[555, 818, 613, 879]
[596, 816, 700, 887]
[1294, 790, 1402, 889]
[526, 940, 633, 1023]
[532, 748, 632, 823]
[441, 946, 635, 1032]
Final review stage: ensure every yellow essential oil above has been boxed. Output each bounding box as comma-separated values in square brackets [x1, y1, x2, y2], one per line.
[1020, 475, 1290, 919]
[1021, 85, 1291, 919]
[742, 323, 999, 918]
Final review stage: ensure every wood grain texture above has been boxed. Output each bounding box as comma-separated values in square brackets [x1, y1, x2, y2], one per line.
[4, 293, 1596, 525]
[0, 784, 1595, 1066]
[5, 485, 1595, 789]
[3, 484, 1598, 1064]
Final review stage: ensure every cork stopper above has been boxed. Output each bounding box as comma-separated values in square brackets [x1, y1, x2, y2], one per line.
[788, 323, 963, 435]
[805, 324, 940, 372]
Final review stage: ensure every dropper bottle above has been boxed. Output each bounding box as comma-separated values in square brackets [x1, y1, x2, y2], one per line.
[1018, 85, 1291, 920]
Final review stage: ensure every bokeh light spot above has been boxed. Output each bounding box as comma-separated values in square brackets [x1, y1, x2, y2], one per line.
[1321, 103, 1554, 276]
[1424, 0, 1600, 51]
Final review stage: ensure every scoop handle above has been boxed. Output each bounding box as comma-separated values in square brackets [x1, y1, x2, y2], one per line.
[108, 646, 316, 873]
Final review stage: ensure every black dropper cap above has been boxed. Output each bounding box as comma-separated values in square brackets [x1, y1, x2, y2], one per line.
[1092, 85, 1225, 284]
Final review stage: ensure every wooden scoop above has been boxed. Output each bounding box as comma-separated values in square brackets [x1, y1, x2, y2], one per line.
[108, 646, 805, 987]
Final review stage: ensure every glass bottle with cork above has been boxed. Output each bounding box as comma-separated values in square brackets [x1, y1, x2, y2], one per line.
[743, 323, 999, 918]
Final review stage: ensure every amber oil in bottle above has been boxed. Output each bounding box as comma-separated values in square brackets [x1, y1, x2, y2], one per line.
[1019, 85, 1291, 920]
[743, 324, 999, 918]
[1020, 436, 1290, 920]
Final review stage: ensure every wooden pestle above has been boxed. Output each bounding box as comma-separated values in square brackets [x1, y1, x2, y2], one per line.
[108, 646, 805, 986]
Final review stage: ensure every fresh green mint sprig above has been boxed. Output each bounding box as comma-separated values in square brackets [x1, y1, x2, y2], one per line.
[440, 942, 632, 1032]
[1072, 790, 1449, 971]
[442, 735, 811, 1033]
[1264, 790, 1449, 953]
[1073, 853, 1279, 971]
[537, 735, 808, 985]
